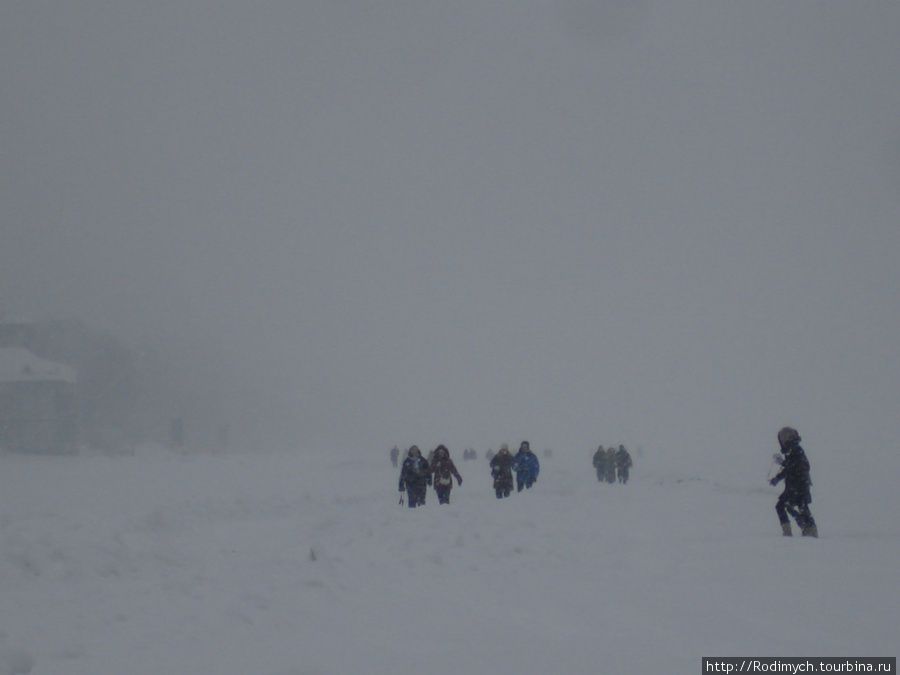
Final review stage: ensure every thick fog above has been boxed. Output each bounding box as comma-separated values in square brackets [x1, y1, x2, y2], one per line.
[2, 2, 899, 466]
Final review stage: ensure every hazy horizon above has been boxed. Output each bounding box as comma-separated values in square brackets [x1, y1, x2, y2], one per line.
[3, 2, 899, 467]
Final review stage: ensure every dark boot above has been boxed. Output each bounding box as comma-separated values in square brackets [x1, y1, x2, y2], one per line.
[781, 522, 793, 537]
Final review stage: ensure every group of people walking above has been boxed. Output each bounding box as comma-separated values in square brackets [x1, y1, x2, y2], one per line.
[397, 441, 540, 507]
[592, 445, 633, 484]
[394, 426, 819, 540]
[397, 445, 463, 507]
[489, 441, 540, 498]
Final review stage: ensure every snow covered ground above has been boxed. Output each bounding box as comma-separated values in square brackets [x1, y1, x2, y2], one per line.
[1, 444, 897, 674]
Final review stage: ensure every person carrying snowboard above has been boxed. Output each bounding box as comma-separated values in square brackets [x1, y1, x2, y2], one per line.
[399, 445, 431, 508]
[490, 443, 514, 499]
[770, 427, 818, 537]
[429, 445, 463, 505]
[511, 441, 540, 492]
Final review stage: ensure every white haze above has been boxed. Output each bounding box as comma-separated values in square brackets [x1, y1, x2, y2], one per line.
[2, 2, 900, 474]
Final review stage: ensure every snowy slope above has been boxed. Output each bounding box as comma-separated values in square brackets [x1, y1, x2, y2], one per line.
[1, 446, 897, 675]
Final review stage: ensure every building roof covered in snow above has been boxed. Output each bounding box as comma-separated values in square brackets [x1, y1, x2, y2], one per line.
[0, 347, 77, 384]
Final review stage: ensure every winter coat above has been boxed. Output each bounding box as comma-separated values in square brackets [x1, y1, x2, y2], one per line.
[592, 449, 606, 472]
[604, 449, 617, 481]
[771, 443, 812, 504]
[615, 448, 632, 471]
[511, 450, 540, 483]
[399, 455, 432, 491]
[490, 450, 514, 491]
[430, 455, 462, 489]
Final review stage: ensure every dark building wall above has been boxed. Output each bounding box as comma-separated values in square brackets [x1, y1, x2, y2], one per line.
[0, 380, 77, 454]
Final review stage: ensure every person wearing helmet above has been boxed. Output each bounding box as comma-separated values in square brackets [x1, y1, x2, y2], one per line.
[770, 427, 818, 537]
[510, 441, 540, 492]
[399, 445, 431, 508]
[429, 445, 463, 505]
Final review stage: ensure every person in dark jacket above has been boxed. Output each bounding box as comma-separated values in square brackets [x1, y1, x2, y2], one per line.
[604, 447, 617, 483]
[489, 444, 514, 499]
[615, 445, 633, 484]
[399, 445, 431, 508]
[430, 445, 463, 505]
[770, 427, 817, 537]
[510, 441, 540, 492]
[592, 445, 607, 482]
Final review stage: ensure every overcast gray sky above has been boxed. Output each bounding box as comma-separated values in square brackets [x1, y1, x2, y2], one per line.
[2, 1, 899, 471]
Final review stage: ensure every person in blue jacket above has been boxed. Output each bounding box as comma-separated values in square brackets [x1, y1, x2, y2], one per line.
[510, 440, 540, 492]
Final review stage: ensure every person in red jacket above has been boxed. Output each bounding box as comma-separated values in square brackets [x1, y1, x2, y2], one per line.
[429, 445, 462, 505]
